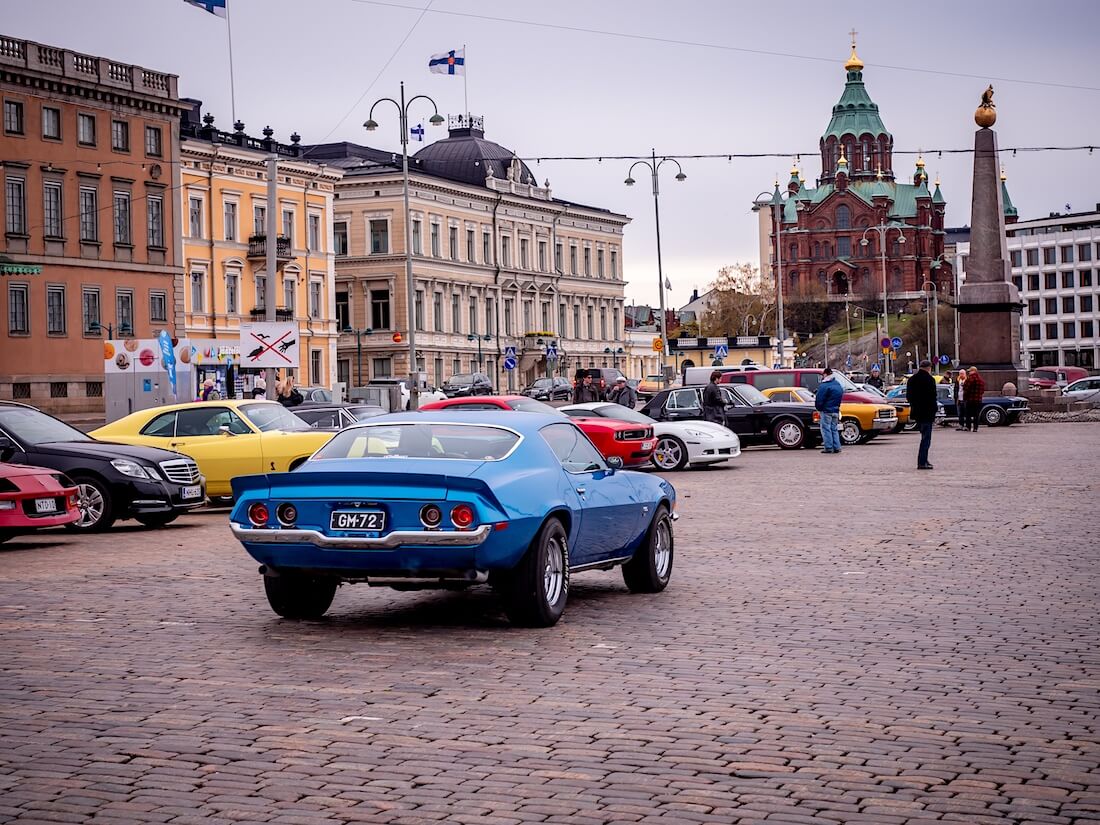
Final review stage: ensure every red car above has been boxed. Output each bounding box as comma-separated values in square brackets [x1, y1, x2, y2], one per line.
[417, 395, 656, 468]
[0, 463, 80, 543]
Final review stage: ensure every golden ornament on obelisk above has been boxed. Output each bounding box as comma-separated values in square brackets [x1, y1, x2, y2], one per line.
[974, 84, 997, 128]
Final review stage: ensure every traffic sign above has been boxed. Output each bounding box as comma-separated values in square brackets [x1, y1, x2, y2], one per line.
[545, 342, 558, 360]
[652, 337, 664, 352]
[845, 354, 853, 368]
[714, 343, 728, 359]
[503, 356, 517, 371]
[504, 345, 517, 359]
[939, 354, 950, 365]
[880, 337, 891, 348]
[891, 336, 903, 349]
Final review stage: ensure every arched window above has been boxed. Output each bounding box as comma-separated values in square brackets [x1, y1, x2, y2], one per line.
[862, 139, 871, 170]
[824, 242, 833, 259]
[813, 241, 821, 260]
[890, 267, 903, 290]
[836, 205, 850, 229]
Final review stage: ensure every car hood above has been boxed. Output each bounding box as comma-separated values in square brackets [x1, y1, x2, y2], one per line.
[571, 416, 638, 433]
[758, 401, 815, 415]
[658, 420, 732, 438]
[35, 439, 186, 463]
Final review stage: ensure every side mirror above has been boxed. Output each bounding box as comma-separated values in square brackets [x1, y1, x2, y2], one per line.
[0, 435, 15, 463]
[606, 455, 624, 471]
[218, 425, 236, 437]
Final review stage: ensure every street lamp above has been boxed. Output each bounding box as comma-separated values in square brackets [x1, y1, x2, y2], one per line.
[342, 326, 373, 387]
[753, 186, 787, 368]
[860, 221, 907, 376]
[467, 333, 492, 369]
[89, 321, 133, 338]
[603, 346, 624, 369]
[851, 305, 884, 370]
[625, 150, 686, 387]
[364, 83, 445, 409]
[920, 280, 940, 371]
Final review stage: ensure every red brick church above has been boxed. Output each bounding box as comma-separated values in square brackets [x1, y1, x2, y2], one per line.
[761, 39, 956, 304]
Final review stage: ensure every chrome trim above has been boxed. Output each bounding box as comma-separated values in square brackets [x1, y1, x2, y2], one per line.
[159, 458, 202, 484]
[230, 522, 492, 549]
[570, 555, 633, 572]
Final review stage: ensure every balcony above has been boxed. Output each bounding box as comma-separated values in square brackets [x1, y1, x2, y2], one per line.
[247, 234, 292, 262]
[250, 307, 294, 322]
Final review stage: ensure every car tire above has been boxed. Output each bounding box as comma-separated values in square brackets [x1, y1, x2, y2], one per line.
[501, 517, 569, 628]
[892, 421, 906, 434]
[982, 406, 1004, 426]
[772, 419, 806, 450]
[263, 572, 338, 620]
[134, 513, 178, 529]
[651, 435, 689, 471]
[839, 418, 863, 446]
[0, 531, 12, 544]
[65, 475, 116, 532]
[622, 505, 673, 594]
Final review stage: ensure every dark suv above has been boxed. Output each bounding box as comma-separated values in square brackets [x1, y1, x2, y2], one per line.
[441, 372, 493, 398]
[0, 402, 206, 531]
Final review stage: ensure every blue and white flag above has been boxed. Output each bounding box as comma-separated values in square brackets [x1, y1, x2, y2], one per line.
[429, 49, 465, 75]
[410, 123, 425, 142]
[184, 0, 227, 17]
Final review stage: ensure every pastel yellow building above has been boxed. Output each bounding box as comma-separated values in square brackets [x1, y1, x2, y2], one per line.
[178, 107, 342, 397]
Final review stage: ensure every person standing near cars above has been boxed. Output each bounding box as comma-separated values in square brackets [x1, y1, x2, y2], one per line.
[815, 367, 844, 453]
[963, 366, 986, 432]
[608, 376, 638, 408]
[907, 359, 938, 470]
[954, 368, 969, 430]
[573, 372, 601, 404]
[702, 370, 725, 424]
[867, 365, 884, 390]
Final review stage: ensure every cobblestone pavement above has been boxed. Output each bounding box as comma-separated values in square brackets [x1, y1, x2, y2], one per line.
[1, 423, 1098, 825]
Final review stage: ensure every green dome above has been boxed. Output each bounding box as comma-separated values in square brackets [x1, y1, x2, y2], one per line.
[822, 67, 891, 142]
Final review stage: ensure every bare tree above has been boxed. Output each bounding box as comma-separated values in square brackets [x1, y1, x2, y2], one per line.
[700, 263, 775, 337]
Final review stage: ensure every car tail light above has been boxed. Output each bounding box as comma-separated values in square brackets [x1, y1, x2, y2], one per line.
[450, 504, 475, 529]
[276, 503, 297, 526]
[248, 503, 270, 526]
[812, 411, 821, 423]
[420, 504, 443, 528]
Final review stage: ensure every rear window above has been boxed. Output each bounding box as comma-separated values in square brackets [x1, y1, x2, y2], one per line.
[313, 423, 519, 461]
[506, 398, 560, 414]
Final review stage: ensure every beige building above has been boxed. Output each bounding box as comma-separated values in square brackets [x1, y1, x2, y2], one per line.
[307, 115, 630, 391]
[178, 104, 342, 396]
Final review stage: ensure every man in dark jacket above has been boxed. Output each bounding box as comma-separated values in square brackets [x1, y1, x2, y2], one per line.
[701, 370, 725, 424]
[866, 365, 884, 390]
[907, 359, 938, 469]
[573, 373, 601, 404]
[608, 376, 638, 408]
[814, 368, 844, 453]
[963, 366, 986, 432]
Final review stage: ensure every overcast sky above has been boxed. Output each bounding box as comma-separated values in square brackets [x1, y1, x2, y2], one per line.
[7, 0, 1099, 308]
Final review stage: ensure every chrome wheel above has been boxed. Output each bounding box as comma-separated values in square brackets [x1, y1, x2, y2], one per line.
[76, 483, 105, 528]
[543, 535, 565, 606]
[653, 517, 672, 579]
[840, 419, 862, 445]
[983, 406, 1004, 426]
[652, 436, 686, 471]
[776, 421, 804, 449]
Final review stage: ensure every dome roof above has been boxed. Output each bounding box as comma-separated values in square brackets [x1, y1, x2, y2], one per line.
[411, 115, 537, 188]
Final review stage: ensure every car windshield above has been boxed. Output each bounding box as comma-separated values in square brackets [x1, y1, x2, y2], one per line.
[530, 378, 552, 388]
[575, 403, 655, 425]
[350, 406, 386, 421]
[733, 384, 769, 406]
[1033, 370, 1057, 381]
[860, 384, 887, 398]
[833, 373, 858, 391]
[645, 375, 663, 381]
[450, 374, 475, 384]
[313, 422, 519, 461]
[239, 403, 311, 432]
[506, 398, 561, 414]
[0, 406, 91, 445]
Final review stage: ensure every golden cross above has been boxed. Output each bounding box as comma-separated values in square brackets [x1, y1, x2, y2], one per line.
[849, 28, 858, 49]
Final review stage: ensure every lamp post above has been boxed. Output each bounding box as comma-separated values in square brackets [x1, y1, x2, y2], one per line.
[625, 150, 686, 387]
[753, 187, 787, 368]
[364, 83, 445, 409]
[860, 221, 907, 376]
[920, 280, 940, 371]
[342, 326, 373, 387]
[603, 346, 624, 369]
[90, 321, 133, 338]
[467, 333, 492, 369]
[851, 305, 884, 370]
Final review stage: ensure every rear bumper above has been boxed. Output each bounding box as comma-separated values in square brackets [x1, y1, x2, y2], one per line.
[231, 522, 492, 550]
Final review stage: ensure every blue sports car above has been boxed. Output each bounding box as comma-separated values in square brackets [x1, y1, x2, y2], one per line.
[229, 411, 677, 627]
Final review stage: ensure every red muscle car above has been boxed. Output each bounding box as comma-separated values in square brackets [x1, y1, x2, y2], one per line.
[0, 463, 80, 542]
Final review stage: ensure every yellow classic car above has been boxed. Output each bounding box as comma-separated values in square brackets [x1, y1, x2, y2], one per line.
[760, 387, 898, 446]
[91, 400, 334, 497]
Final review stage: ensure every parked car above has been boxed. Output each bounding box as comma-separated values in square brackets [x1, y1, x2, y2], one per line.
[637, 374, 680, 400]
[641, 383, 820, 450]
[0, 462, 80, 542]
[418, 395, 657, 468]
[562, 402, 740, 471]
[298, 387, 334, 403]
[229, 411, 676, 627]
[366, 378, 446, 411]
[889, 384, 1029, 426]
[759, 386, 897, 446]
[0, 401, 205, 531]
[1062, 376, 1100, 404]
[521, 377, 573, 401]
[859, 382, 913, 432]
[91, 400, 334, 498]
[441, 372, 494, 398]
[1029, 366, 1088, 390]
[291, 403, 386, 430]
[574, 367, 626, 398]
[682, 364, 768, 386]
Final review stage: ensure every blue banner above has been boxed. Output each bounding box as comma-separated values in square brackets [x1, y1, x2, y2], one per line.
[158, 330, 177, 398]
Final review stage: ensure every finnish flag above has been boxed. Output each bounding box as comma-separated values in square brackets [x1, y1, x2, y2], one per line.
[184, 0, 227, 17]
[428, 49, 465, 76]
[410, 123, 425, 142]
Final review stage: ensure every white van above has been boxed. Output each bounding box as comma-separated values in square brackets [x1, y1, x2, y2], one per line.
[682, 363, 770, 385]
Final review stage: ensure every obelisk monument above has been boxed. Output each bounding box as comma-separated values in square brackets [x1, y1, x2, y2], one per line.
[958, 86, 1025, 392]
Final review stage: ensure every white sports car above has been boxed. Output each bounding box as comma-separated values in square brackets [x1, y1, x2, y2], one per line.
[561, 402, 740, 471]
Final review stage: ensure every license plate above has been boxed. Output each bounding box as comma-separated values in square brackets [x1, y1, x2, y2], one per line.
[181, 485, 202, 500]
[35, 498, 57, 514]
[641, 440, 655, 450]
[330, 510, 385, 531]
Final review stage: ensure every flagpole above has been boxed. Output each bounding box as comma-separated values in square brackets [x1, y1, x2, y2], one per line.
[225, 0, 238, 123]
[463, 42, 468, 117]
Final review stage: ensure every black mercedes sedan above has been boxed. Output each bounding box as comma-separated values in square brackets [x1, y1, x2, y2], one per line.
[0, 402, 206, 531]
[640, 383, 821, 450]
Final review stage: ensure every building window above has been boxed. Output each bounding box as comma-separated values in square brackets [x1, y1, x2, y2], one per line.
[449, 226, 459, 261]
[190, 272, 205, 313]
[335, 290, 349, 330]
[224, 201, 237, 241]
[1045, 297, 1057, 314]
[584, 246, 591, 276]
[451, 293, 461, 333]
[1083, 270, 1093, 287]
[309, 280, 322, 319]
[570, 245, 578, 275]
[432, 292, 443, 330]
[150, 290, 167, 323]
[282, 210, 294, 246]
[1062, 271, 1075, 289]
[283, 276, 295, 312]
[147, 195, 164, 247]
[1010, 250, 1022, 268]
[610, 249, 617, 278]
[1082, 295, 1094, 313]
[837, 236, 851, 258]
[573, 304, 580, 339]
[372, 357, 392, 378]
[111, 119, 129, 152]
[310, 349, 323, 385]
[541, 301, 550, 331]
[42, 106, 60, 140]
[189, 196, 203, 238]
[483, 231, 491, 263]
[467, 228, 476, 262]
[520, 238, 529, 269]
[1060, 245, 1074, 264]
[308, 214, 321, 251]
[1082, 320, 1095, 338]
[77, 112, 96, 145]
[586, 306, 594, 339]
[429, 222, 440, 256]
[371, 289, 390, 329]
[144, 125, 162, 157]
[613, 306, 620, 337]
[522, 300, 532, 333]
[1063, 322, 1076, 338]
[558, 304, 567, 338]
[82, 288, 100, 334]
[1079, 243, 1092, 263]
[1062, 296, 1075, 313]
[46, 285, 66, 335]
[600, 306, 607, 339]
[41, 181, 62, 238]
[1026, 248, 1038, 267]
[255, 275, 267, 310]
[1043, 247, 1056, 266]
[3, 100, 23, 134]
[113, 192, 131, 245]
[414, 289, 425, 331]
[836, 205, 850, 229]
[597, 249, 605, 277]
[538, 241, 547, 272]
[78, 186, 98, 241]
[1044, 272, 1057, 290]
[5, 177, 26, 235]
[504, 299, 514, 335]
[469, 296, 479, 333]
[1027, 273, 1039, 291]
[225, 273, 239, 315]
[1027, 299, 1040, 315]
[333, 220, 348, 255]
[1012, 275, 1023, 291]
[116, 289, 134, 334]
[1028, 323, 1041, 341]
[1045, 322, 1058, 340]
[555, 242, 564, 272]
[8, 283, 29, 334]
[411, 219, 422, 254]
[500, 236, 510, 267]
[253, 204, 266, 234]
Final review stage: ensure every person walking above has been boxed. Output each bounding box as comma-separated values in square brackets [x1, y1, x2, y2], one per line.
[608, 376, 638, 408]
[954, 368, 969, 430]
[572, 372, 601, 404]
[907, 359, 938, 469]
[252, 374, 267, 399]
[815, 367, 844, 453]
[867, 365, 885, 390]
[963, 366, 986, 431]
[200, 378, 217, 401]
[276, 375, 303, 408]
[702, 370, 725, 425]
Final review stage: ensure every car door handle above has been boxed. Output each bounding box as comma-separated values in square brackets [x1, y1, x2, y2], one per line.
[575, 486, 586, 495]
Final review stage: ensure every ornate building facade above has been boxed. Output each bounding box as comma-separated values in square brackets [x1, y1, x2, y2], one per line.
[756, 41, 954, 306]
[308, 115, 630, 392]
